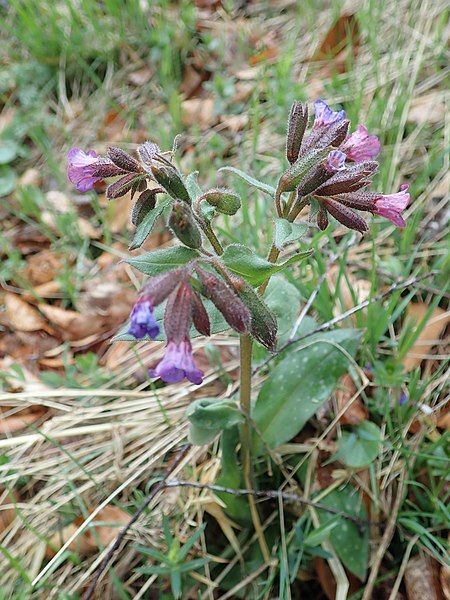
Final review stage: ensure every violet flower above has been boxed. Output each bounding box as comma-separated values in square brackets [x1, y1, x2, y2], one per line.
[373, 184, 410, 227]
[149, 339, 203, 384]
[313, 99, 346, 129]
[128, 300, 159, 340]
[325, 149, 346, 172]
[67, 148, 103, 192]
[342, 125, 381, 162]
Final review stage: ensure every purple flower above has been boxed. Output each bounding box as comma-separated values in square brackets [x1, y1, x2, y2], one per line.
[325, 150, 346, 172]
[342, 125, 381, 162]
[373, 184, 410, 227]
[128, 300, 159, 340]
[399, 391, 408, 406]
[67, 148, 103, 192]
[313, 99, 346, 129]
[149, 340, 203, 384]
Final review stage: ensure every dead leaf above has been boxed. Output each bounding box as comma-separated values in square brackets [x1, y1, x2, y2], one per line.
[127, 66, 154, 87]
[0, 409, 47, 434]
[0, 488, 19, 531]
[46, 505, 130, 558]
[336, 374, 368, 425]
[437, 408, 450, 431]
[408, 92, 446, 125]
[311, 12, 359, 61]
[249, 46, 278, 66]
[21, 250, 63, 286]
[405, 555, 444, 600]
[403, 304, 450, 372]
[219, 114, 249, 132]
[4, 293, 48, 332]
[19, 168, 41, 187]
[181, 98, 216, 129]
[327, 266, 371, 322]
[45, 191, 71, 213]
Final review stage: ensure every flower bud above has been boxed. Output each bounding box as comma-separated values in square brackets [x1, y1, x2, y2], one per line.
[323, 198, 368, 232]
[286, 101, 308, 164]
[151, 163, 191, 203]
[169, 201, 202, 249]
[196, 266, 251, 334]
[138, 141, 160, 167]
[317, 207, 329, 230]
[141, 268, 188, 307]
[315, 161, 378, 196]
[107, 147, 141, 173]
[131, 189, 160, 226]
[202, 188, 241, 215]
[106, 173, 141, 199]
[191, 291, 211, 336]
[277, 148, 328, 195]
[236, 282, 277, 351]
[297, 150, 346, 196]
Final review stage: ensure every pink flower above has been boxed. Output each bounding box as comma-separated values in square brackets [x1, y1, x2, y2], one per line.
[342, 125, 381, 162]
[313, 99, 346, 129]
[149, 340, 203, 384]
[373, 184, 410, 227]
[67, 148, 102, 192]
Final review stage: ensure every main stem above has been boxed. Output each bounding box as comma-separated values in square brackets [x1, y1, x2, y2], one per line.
[239, 333, 270, 561]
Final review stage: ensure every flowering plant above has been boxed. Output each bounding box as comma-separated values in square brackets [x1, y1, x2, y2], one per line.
[68, 99, 409, 562]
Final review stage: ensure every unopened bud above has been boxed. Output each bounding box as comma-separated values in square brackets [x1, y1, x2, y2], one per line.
[91, 160, 126, 178]
[107, 147, 141, 173]
[141, 268, 188, 307]
[286, 101, 308, 164]
[107, 173, 141, 199]
[323, 198, 368, 232]
[151, 163, 191, 203]
[169, 201, 202, 249]
[191, 291, 211, 336]
[164, 282, 193, 344]
[317, 207, 329, 230]
[297, 150, 346, 196]
[131, 189, 161, 226]
[196, 266, 251, 334]
[138, 141, 160, 167]
[277, 148, 328, 195]
[237, 283, 277, 351]
[202, 189, 241, 215]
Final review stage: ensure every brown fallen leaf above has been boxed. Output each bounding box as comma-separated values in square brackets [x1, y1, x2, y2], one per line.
[181, 98, 216, 129]
[403, 304, 450, 372]
[127, 66, 154, 87]
[405, 555, 444, 600]
[335, 374, 368, 425]
[4, 293, 49, 332]
[46, 505, 130, 558]
[311, 12, 359, 60]
[219, 114, 249, 133]
[408, 91, 446, 125]
[249, 45, 278, 66]
[21, 250, 63, 286]
[0, 488, 19, 532]
[0, 409, 47, 434]
[327, 266, 371, 322]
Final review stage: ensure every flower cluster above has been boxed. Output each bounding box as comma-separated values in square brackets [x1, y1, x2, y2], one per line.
[281, 99, 410, 230]
[125, 265, 251, 385]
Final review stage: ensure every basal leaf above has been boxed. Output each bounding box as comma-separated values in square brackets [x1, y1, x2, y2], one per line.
[333, 421, 382, 468]
[253, 329, 361, 449]
[222, 243, 312, 286]
[317, 483, 369, 580]
[219, 166, 276, 196]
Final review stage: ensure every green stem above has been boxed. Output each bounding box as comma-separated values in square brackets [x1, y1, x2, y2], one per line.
[239, 333, 270, 562]
[193, 198, 224, 255]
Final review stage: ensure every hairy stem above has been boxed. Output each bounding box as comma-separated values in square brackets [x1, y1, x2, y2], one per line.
[239, 333, 270, 562]
[193, 198, 224, 255]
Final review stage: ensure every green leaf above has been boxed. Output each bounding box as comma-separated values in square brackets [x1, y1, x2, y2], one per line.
[317, 484, 369, 580]
[333, 421, 382, 468]
[129, 197, 172, 250]
[274, 218, 308, 250]
[0, 166, 17, 197]
[263, 276, 306, 343]
[253, 329, 361, 449]
[222, 243, 312, 287]
[185, 171, 203, 200]
[219, 166, 276, 196]
[0, 140, 20, 164]
[216, 427, 250, 522]
[178, 525, 207, 561]
[126, 246, 199, 276]
[304, 518, 340, 547]
[186, 398, 243, 445]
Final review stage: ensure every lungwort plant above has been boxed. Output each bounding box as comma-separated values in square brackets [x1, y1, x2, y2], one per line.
[68, 99, 409, 572]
